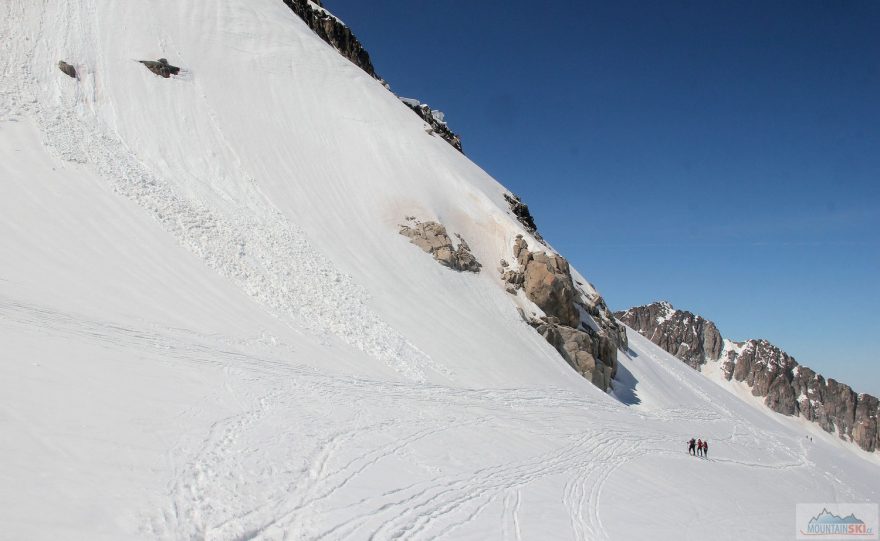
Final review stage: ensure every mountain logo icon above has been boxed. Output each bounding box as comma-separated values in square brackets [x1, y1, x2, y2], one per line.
[800, 506, 876, 538]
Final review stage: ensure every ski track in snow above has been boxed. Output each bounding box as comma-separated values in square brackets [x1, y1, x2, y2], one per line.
[0, 296, 824, 540]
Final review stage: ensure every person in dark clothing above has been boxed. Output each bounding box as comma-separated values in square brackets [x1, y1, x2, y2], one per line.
[688, 438, 696, 455]
[697, 439, 703, 457]
[703, 440, 708, 458]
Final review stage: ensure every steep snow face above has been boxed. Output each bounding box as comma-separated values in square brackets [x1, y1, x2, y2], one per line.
[1, 0, 583, 388]
[1, 2, 879, 540]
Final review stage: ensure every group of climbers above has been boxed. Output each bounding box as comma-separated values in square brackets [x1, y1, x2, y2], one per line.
[687, 437, 709, 458]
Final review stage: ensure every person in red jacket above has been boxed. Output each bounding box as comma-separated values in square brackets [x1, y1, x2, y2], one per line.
[703, 440, 709, 458]
[697, 439, 703, 457]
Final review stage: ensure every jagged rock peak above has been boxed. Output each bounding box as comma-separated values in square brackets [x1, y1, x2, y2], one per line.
[618, 301, 879, 453]
[615, 301, 722, 370]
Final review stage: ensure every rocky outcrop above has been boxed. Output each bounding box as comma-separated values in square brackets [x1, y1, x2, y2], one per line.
[512, 237, 579, 327]
[852, 394, 879, 454]
[399, 220, 481, 273]
[616, 302, 722, 370]
[725, 339, 799, 415]
[58, 61, 76, 79]
[503, 193, 541, 240]
[282, 0, 377, 77]
[139, 58, 180, 78]
[503, 236, 626, 392]
[530, 316, 617, 391]
[728, 340, 879, 452]
[619, 301, 880, 453]
[282, 1, 464, 151]
[400, 99, 463, 152]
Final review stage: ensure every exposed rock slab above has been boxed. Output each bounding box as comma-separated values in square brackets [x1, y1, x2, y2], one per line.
[518, 250, 580, 328]
[530, 317, 617, 391]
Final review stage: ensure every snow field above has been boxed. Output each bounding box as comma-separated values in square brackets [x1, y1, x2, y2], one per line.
[1, 1, 877, 539]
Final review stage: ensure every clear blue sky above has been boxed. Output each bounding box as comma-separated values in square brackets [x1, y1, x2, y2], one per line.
[324, 0, 880, 395]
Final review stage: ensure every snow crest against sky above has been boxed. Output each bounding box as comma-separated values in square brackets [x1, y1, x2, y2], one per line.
[326, 0, 880, 394]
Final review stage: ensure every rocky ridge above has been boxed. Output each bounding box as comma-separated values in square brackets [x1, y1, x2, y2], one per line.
[617, 302, 879, 452]
[400, 98, 463, 152]
[615, 301, 722, 370]
[281, 0, 377, 77]
[282, 0, 463, 151]
[503, 193, 542, 241]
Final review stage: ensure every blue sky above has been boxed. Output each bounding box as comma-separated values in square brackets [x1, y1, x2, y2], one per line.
[325, 0, 879, 394]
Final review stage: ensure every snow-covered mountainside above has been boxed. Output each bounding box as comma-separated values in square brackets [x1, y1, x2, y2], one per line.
[1, 1, 877, 539]
[618, 302, 880, 453]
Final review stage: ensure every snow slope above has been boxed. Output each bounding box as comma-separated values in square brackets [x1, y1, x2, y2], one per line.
[0, 1, 877, 539]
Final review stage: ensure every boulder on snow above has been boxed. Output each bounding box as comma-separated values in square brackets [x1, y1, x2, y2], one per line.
[399, 220, 481, 273]
[139, 58, 181, 78]
[58, 61, 76, 79]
